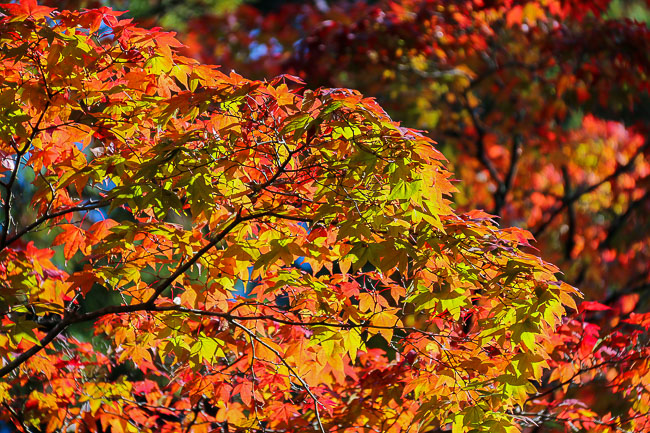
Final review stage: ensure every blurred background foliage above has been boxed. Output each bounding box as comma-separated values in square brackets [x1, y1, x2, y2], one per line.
[26, 0, 650, 325]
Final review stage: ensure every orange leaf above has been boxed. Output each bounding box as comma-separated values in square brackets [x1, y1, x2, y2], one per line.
[53, 224, 87, 260]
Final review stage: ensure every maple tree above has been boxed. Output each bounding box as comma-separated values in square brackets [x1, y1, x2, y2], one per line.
[1, 2, 649, 433]
[0, 2, 580, 433]
[113, 0, 650, 432]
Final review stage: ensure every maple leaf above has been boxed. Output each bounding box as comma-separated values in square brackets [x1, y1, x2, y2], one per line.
[3, 2, 650, 433]
[53, 224, 88, 261]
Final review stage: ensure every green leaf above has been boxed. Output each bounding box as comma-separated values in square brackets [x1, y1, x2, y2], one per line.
[388, 179, 423, 200]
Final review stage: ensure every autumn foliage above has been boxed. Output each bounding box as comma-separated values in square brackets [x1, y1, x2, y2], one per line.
[0, 1, 649, 433]
[158, 0, 650, 431]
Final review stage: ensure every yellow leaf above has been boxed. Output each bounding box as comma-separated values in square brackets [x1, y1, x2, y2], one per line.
[359, 293, 375, 312]
[342, 328, 362, 361]
[370, 309, 401, 342]
[452, 413, 465, 433]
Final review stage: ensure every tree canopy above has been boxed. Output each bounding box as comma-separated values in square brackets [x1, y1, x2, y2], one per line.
[1, 1, 649, 433]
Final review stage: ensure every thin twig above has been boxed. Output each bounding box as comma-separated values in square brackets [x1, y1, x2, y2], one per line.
[230, 319, 327, 433]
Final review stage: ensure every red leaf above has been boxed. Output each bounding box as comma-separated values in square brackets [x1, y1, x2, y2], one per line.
[578, 301, 612, 313]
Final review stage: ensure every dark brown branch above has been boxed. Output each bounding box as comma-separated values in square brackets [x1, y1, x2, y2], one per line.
[0, 209, 294, 378]
[525, 357, 643, 405]
[599, 190, 650, 250]
[3, 401, 35, 433]
[183, 400, 201, 433]
[533, 140, 649, 238]
[1, 102, 50, 247]
[461, 89, 520, 219]
[603, 281, 650, 306]
[264, 212, 313, 223]
[0, 312, 70, 378]
[468, 61, 544, 91]
[143, 211, 247, 305]
[463, 91, 503, 191]
[494, 134, 522, 216]
[0, 199, 110, 251]
[562, 166, 576, 260]
[0, 294, 456, 379]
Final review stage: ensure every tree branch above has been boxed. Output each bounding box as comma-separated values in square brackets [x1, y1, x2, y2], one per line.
[0, 209, 298, 378]
[0, 312, 70, 378]
[562, 166, 576, 260]
[599, 190, 650, 250]
[1, 102, 50, 247]
[533, 139, 649, 238]
[494, 134, 522, 216]
[463, 91, 503, 190]
[0, 199, 110, 251]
